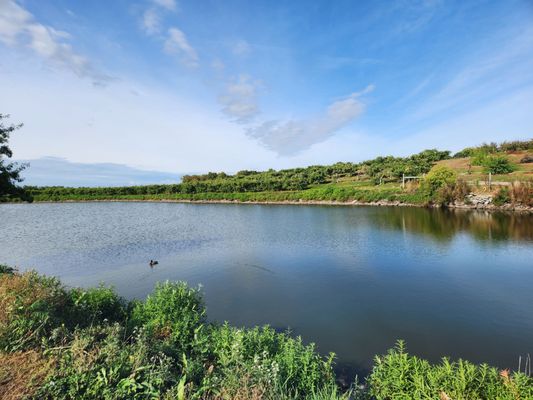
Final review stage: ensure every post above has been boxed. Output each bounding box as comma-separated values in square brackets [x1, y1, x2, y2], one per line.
[402, 173, 405, 189]
[488, 172, 492, 190]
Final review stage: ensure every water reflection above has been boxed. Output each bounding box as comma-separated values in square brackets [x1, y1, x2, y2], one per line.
[371, 207, 533, 243]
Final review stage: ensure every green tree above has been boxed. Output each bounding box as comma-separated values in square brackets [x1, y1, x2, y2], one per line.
[482, 155, 516, 174]
[0, 114, 29, 201]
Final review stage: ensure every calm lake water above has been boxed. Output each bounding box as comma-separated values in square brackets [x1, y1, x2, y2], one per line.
[1, 202, 533, 377]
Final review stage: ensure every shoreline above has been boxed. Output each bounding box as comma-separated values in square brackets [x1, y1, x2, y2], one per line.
[11, 197, 533, 213]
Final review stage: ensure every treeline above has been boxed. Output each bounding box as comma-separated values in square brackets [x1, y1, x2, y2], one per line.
[21, 138, 533, 200]
[454, 139, 533, 158]
[25, 149, 451, 198]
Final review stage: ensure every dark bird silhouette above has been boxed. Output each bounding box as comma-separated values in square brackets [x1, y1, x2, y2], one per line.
[149, 260, 159, 267]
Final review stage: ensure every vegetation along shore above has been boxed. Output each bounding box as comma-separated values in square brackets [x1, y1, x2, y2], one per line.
[1, 265, 532, 399]
[10, 139, 533, 212]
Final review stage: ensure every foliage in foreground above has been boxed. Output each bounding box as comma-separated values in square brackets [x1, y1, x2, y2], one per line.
[369, 341, 533, 400]
[1, 268, 532, 399]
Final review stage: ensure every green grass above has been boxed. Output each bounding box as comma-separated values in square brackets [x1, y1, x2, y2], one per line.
[1, 268, 531, 399]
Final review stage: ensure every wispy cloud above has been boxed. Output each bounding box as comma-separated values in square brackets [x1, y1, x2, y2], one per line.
[247, 85, 374, 155]
[411, 25, 533, 121]
[152, 0, 177, 11]
[392, 0, 444, 35]
[141, 8, 161, 35]
[218, 74, 262, 123]
[164, 27, 199, 67]
[0, 0, 112, 86]
[138, 0, 198, 68]
[231, 39, 251, 56]
[140, 0, 178, 35]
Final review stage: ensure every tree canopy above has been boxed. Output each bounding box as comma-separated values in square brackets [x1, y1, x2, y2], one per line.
[0, 114, 28, 201]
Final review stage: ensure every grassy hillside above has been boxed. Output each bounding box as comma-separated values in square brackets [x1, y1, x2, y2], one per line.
[12, 140, 533, 207]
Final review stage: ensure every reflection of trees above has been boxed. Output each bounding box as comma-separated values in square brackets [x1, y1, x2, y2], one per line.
[372, 207, 533, 243]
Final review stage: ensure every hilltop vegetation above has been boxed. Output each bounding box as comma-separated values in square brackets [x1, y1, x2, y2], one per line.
[1, 267, 532, 399]
[21, 139, 533, 208]
[0, 114, 29, 202]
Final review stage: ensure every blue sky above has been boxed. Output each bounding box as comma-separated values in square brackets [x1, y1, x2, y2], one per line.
[1, 0, 532, 185]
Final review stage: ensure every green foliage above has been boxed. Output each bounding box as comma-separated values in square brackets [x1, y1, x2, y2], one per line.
[68, 285, 128, 327]
[0, 271, 68, 351]
[493, 187, 511, 206]
[37, 324, 179, 400]
[419, 166, 457, 202]
[0, 264, 15, 274]
[0, 114, 30, 201]
[205, 323, 335, 398]
[369, 340, 533, 399]
[454, 139, 533, 158]
[130, 281, 205, 358]
[24, 148, 451, 201]
[0, 272, 126, 352]
[482, 155, 517, 174]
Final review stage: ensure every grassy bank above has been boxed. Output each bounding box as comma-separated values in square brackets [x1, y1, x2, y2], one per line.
[1, 266, 531, 399]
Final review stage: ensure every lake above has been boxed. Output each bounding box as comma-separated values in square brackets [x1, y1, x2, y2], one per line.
[1, 202, 532, 378]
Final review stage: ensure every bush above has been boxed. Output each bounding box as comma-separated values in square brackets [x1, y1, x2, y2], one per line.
[0, 272, 69, 351]
[68, 285, 128, 327]
[206, 324, 335, 398]
[0, 264, 15, 274]
[482, 155, 517, 174]
[520, 154, 533, 163]
[493, 187, 511, 206]
[37, 324, 180, 400]
[368, 341, 533, 400]
[129, 281, 206, 357]
[419, 166, 457, 202]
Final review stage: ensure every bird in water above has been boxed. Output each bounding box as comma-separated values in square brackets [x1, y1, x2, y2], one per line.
[149, 260, 159, 267]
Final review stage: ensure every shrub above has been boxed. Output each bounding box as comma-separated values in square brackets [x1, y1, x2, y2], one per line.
[482, 155, 517, 174]
[0, 271, 69, 351]
[68, 285, 128, 327]
[368, 341, 533, 400]
[493, 187, 511, 206]
[36, 324, 180, 400]
[206, 324, 336, 398]
[419, 166, 457, 202]
[0, 264, 15, 274]
[129, 281, 206, 356]
[520, 154, 533, 163]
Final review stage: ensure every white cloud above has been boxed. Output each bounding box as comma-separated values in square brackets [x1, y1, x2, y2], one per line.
[218, 74, 262, 123]
[141, 8, 161, 35]
[411, 25, 533, 121]
[232, 39, 250, 56]
[140, 0, 178, 35]
[247, 85, 374, 155]
[0, 0, 112, 86]
[152, 0, 177, 11]
[164, 27, 199, 67]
